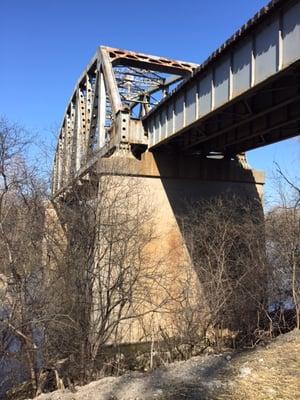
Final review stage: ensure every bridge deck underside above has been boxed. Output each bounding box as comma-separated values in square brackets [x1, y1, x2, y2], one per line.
[150, 61, 300, 155]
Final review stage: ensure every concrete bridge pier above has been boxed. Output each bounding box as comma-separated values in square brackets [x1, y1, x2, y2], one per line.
[95, 152, 265, 343]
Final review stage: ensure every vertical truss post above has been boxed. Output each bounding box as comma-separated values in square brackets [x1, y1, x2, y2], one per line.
[85, 74, 92, 158]
[88, 70, 98, 154]
[98, 69, 106, 149]
[78, 87, 86, 167]
[65, 113, 72, 182]
[70, 101, 76, 177]
[61, 125, 67, 186]
[57, 136, 63, 190]
[75, 88, 81, 170]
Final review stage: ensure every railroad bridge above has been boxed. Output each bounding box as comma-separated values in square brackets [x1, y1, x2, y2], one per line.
[52, 0, 300, 197]
[51, 0, 300, 339]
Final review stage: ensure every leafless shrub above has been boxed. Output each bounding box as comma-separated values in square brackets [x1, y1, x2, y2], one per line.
[176, 196, 269, 347]
[266, 163, 300, 331]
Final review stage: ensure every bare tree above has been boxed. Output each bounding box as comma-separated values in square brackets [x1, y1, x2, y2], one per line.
[46, 159, 169, 383]
[266, 163, 300, 330]
[179, 196, 268, 346]
[0, 117, 48, 396]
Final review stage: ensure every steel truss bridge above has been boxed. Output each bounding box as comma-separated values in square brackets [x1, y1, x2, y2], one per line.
[52, 0, 300, 196]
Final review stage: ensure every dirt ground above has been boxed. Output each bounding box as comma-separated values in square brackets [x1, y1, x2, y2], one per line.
[29, 329, 300, 400]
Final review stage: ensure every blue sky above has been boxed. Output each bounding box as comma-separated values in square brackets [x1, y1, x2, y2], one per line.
[1, 0, 298, 203]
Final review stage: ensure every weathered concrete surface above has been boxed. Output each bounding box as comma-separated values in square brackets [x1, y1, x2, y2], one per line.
[92, 152, 264, 343]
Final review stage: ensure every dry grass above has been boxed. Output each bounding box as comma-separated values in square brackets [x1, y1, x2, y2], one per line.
[216, 330, 300, 400]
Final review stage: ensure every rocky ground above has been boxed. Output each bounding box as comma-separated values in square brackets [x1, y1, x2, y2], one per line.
[29, 330, 300, 400]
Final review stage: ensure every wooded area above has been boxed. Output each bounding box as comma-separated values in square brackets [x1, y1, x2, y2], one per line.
[0, 117, 299, 399]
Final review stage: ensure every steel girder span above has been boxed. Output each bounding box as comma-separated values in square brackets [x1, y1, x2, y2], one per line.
[145, 0, 300, 156]
[52, 0, 300, 197]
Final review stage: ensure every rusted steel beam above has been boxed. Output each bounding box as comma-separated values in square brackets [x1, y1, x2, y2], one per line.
[103, 46, 197, 75]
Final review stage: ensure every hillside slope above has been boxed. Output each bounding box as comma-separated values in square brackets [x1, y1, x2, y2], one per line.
[30, 330, 300, 400]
